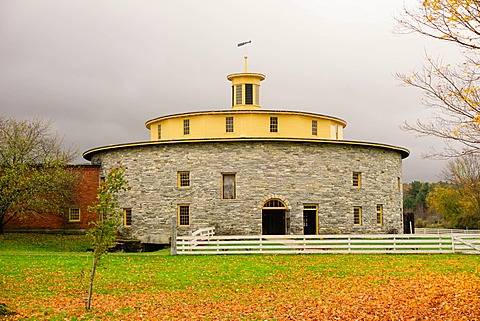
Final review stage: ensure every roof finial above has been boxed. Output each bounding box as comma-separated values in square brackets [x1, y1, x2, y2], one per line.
[244, 56, 248, 73]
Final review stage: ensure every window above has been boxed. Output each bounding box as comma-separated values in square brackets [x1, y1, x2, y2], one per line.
[312, 120, 318, 136]
[255, 85, 260, 105]
[235, 85, 242, 105]
[270, 117, 278, 133]
[157, 124, 161, 140]
[397, 177, 401, 191]
[353, 206, 362, 225]
[222, 173, 236, 199]
[353, 172, 361, 187]
[226, 117, 234, 133]
[69, 208, 80, 222]
[178, 204, 190, 226]
[376, 204, 383, 226]
[124, 208, 132, 227]
[245, 84, 253, 104]
[178, 171, 190, 187]
[183, 119, 190, 135]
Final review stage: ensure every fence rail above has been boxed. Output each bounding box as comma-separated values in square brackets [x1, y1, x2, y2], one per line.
[415, 228, 480, 235]
[176, 233, 480, 255]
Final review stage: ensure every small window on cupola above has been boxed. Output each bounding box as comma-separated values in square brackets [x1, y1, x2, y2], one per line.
[183, 119, 190, 135]
[245, 84, 253, 105]
[235, 85, 242, 105]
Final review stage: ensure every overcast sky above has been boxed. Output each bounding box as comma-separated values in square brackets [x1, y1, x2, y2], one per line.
[0, 0, 465, 182]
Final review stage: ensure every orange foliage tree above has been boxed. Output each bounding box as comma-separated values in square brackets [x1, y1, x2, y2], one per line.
[427, 154, 480, 227]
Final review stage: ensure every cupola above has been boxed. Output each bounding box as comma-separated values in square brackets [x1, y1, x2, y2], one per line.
[227, 56, 265, 110]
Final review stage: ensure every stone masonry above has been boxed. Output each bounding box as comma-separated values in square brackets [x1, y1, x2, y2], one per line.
[91, 140, 404, 244]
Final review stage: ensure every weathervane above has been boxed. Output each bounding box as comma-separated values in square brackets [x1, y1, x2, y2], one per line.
[237, 40, 252, 72]
[237, 40, 251, 47]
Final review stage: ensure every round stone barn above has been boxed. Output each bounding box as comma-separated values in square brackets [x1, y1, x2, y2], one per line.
[83, 58, 409, 245]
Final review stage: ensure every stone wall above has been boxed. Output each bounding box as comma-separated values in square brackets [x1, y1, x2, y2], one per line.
[91, 141, 404, 244]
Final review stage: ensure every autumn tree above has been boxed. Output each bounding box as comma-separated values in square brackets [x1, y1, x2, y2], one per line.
[86, 167, 127, 310]
[404, 181, 432, 212]
[0, 117, 77, 234]
[403, 181, 438, 224]
[396, 0, 480, 157]
[427, 154, 480, 228]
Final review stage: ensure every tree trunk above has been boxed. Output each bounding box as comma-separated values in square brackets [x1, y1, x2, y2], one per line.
[0, 211, 17, 235]
[0, 213, 6, 234]
[86, 255, 98, 310]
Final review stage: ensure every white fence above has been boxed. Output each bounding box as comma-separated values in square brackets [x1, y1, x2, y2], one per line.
[415, 228, 480, 235]
[175, 232, 480, 255]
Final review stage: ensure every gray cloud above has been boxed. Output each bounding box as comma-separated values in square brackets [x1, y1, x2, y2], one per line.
[0, 0, 462, 182]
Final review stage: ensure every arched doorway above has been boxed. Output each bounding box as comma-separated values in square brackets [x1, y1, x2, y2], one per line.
[262, 199, 288, 235]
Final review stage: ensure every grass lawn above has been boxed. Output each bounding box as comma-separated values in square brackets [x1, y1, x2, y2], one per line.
[1, 233, 480, 320]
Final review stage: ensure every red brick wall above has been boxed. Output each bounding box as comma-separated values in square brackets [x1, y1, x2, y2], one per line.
[5, 165, 100, 232]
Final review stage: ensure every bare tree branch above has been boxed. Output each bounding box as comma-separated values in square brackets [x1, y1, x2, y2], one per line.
[395, 1, 480, 157]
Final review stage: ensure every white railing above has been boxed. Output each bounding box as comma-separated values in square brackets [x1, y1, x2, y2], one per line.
[191, 226, 215, 237]
[415, 228, 480, 235]
[175, 233, 480, 255]
[189, 227, 216, 248]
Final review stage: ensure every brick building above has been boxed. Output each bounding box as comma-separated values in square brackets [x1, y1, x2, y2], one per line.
[5, 165, 100, 233]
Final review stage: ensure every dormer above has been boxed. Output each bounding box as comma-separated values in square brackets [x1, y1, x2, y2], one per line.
[227, 56, 265, 110]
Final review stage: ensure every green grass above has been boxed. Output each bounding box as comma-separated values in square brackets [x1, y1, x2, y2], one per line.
[1, 233, 480, 320]
[0, 233, 91, 253]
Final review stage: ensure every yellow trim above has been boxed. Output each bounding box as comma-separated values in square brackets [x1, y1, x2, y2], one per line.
[353, 172, 362, 188]
[68, 208, 81, 222]
[303, 204, 318, 234]
[376, 204, 383, 226]
[177, 204, 190, 227]
[353, 206, 362, 226]
[177, 171, 190, 188]
[84, 138, 409, 160]
[123, 208, 132, 228]
[262, 199, 287, 209]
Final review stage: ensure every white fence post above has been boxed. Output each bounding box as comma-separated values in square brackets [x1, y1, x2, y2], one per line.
[170, 217, 177, 255]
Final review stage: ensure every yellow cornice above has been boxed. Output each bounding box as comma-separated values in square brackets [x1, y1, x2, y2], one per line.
[226, 72, 266, 82]
[83, 137, 409, 161]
